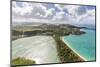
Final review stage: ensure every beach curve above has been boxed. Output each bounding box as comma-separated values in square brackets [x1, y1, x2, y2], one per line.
[61, 37, 87, 61]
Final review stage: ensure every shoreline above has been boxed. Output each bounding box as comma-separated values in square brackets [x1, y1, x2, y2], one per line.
[61, 37, 87, 61]
[12, 36, 60, 65]
[53, 35, 85, 63]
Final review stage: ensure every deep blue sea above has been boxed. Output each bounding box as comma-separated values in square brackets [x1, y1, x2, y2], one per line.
[63, 25, 96, 61]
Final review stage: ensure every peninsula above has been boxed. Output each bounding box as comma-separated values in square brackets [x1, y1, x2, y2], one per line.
[12, 22, 86, 66]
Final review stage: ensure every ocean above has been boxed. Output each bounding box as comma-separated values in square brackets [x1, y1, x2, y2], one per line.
[63, 27, 96, 61]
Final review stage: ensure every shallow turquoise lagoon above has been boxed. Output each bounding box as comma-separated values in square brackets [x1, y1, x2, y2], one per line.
[63, 29, 96, 61]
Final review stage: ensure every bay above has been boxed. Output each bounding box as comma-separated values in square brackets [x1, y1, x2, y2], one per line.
[63, 29, 96, 61]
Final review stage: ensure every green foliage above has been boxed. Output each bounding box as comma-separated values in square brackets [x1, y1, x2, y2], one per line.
[12, 57, 36, 66]
[53, 35, 84, 63]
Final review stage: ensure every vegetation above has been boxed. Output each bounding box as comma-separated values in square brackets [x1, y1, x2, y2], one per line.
[53, 35, 84, 63]
[12, 23, 85, 64]
[12, 23, 85, 40]
[12, 57, 36, 66]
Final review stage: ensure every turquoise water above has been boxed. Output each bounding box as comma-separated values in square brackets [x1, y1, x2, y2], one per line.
[63, 29, 96, 61]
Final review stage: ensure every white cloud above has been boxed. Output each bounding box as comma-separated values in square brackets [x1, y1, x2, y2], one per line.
[77, 9, 95, 24]
[35, 4, 55, 18]
[12, 1, 95, 25]
[12, 2, 33, 16]
[55, 4, 63, 11]
[12, 2, 56, 21]
[62, 5, 95, 24]
[52, 11, 64, 21]
[63, 5, 80, 17]
[36, 3, 47, 13]
[87, 9, 95, 16]
[78, 9, 95, 20]
[12, 17, 50, 23]
[43, 8, 55, 18]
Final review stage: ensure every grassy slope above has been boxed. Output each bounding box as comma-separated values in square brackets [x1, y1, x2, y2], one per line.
[12, 57, 36, 66]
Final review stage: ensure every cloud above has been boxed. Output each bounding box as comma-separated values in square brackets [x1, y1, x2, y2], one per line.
[63, 5, 85, 17]
[77, 9, 95, 24]
[76, 6, 87, 16]
[12, 1, 56, 22]
[54, 4, 63, 11]
[43, 8, 55, 18]
[12, 2, 33, 16]
[12, 17, 50, 23]
[52, 11, 65, 21]
[12, 1, 95, 25]
[61, 5, 95, 24]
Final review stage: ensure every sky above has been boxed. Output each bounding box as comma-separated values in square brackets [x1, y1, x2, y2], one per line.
[12, 1, 96, 25]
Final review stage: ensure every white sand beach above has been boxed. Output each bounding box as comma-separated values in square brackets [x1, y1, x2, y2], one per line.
[12, 36, 60, 64]
[61, 37, 87, 61]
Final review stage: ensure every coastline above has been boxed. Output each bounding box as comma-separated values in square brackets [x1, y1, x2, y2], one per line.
[61, 37, 87, 61]
[53, 35, 85, 63]
[12, 36, 60, 65]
